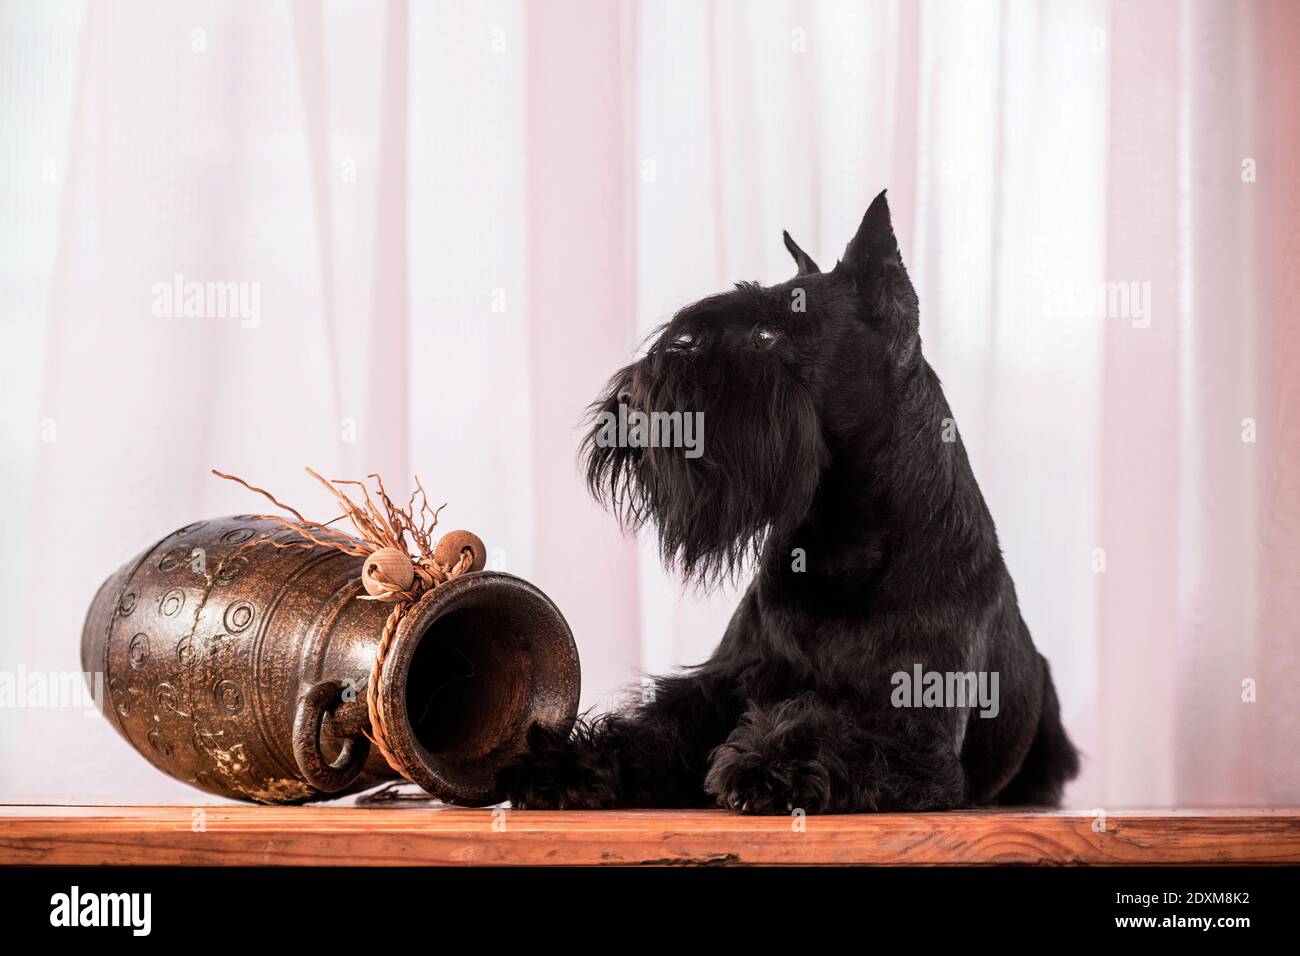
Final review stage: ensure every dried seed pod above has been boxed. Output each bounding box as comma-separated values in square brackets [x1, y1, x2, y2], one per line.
[363, 547, 415, 596]
[434, 530, 486, 573]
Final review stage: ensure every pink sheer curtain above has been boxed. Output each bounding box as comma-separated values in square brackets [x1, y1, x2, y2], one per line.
[524, 1, 644, 704]
[1100, 0, 1300, 805]
[3, 0, 1296, 805]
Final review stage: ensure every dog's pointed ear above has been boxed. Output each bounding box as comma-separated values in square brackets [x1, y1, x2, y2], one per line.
[782, 230, 820, 276]
[837, 189, 901, 276]
[835, 190, 919, 350]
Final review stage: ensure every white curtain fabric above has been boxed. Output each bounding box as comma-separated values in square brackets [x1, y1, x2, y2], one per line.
[1, 0, 1295, 806]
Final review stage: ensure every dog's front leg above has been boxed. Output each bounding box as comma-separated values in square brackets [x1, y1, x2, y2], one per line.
[496, 673, 738, 809]
[704, 694, 967, 814]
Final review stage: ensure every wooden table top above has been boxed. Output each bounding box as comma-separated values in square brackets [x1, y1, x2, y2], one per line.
[3, 800, 1298, 866]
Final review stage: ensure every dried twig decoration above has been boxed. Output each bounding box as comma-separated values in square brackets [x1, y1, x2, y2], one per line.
[211, 467, 487, 776]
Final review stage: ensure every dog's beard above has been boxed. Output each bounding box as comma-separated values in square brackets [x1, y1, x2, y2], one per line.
[581, 360, 826, 587]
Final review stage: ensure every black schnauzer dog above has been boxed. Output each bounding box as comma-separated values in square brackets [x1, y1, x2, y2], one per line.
[499, 190, 1079, 813]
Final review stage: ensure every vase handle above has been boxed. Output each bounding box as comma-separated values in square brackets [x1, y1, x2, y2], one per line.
[293, 680, 371, 793]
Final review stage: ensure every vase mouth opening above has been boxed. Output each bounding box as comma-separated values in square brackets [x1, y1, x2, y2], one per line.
[376, 571, 580, 804]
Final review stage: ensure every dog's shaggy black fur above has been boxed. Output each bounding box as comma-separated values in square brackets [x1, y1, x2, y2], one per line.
[498, 191, 1079, 813]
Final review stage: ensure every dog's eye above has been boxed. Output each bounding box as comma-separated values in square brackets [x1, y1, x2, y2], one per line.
[668, 332, 698, 351]
[751, 325, 782, 350]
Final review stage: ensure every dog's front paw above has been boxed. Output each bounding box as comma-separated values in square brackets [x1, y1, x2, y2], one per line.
[704, 725, 833, 815]
[495, 723, 622, 809]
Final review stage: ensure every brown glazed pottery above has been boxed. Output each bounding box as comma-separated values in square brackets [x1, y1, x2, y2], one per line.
[80, 516, 580, 804]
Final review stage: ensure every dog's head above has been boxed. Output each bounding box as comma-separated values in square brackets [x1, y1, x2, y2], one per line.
[582, 190, 921, 584]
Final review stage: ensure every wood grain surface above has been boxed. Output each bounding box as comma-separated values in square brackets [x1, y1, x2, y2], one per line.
[1, 806, 1297, 866]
